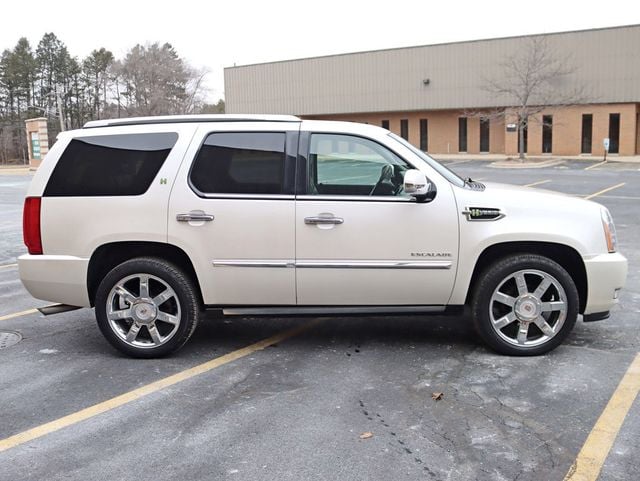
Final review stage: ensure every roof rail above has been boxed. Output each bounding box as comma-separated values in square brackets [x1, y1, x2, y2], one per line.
[83, 114, 301, 129]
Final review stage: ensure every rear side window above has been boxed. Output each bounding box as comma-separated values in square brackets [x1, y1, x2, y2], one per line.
[190, 132, 285, 195]
[44, 133, 178, 197]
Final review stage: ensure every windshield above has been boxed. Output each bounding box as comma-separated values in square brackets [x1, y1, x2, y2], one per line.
[387, 133, 466, 187]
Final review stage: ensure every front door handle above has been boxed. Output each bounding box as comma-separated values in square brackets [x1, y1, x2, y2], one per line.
[176, 210, 215, 222]
[304, 216, 344, 225]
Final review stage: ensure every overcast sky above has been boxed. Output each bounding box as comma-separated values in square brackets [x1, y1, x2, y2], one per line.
[2, 0, 638, 102]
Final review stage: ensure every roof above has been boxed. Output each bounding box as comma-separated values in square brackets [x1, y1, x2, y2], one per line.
[83, 114, 301, 129]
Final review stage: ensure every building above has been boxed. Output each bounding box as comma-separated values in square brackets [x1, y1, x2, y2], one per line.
[224, 25, 640, 156]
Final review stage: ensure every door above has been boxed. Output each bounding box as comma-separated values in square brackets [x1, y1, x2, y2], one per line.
[168, 123, 299, 305]
[295, 130, 459, 306]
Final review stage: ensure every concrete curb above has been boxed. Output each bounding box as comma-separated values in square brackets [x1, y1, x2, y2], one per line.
[489, 159, 566, 169]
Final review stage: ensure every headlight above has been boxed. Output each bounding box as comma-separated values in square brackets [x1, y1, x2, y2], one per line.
[601, 208, 618, 253]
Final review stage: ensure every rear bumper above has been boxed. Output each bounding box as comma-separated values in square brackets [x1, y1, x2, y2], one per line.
[583, 252, 627, 315]
[18, 254, 90, 307]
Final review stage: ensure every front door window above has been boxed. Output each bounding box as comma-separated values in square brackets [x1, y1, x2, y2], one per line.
[308, 133, 410, 197]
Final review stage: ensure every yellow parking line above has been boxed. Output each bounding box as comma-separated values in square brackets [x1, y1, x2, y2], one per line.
[0, 263, 18, 270]
[585, 161, 608, 171]
[523, 179, 551, 188]
[0, 308, 39, 322]
[0, 318, 322, 453]
[584, 182, 625, 200]
[564, 353, 640, 481]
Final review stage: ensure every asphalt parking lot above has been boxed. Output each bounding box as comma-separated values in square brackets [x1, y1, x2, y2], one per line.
[0, 158, 638, 481]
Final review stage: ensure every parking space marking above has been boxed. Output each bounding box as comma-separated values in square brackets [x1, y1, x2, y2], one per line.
[0, 308, 39, 322]
[564, 353, 640, 481]
[523, 179, 551, 188]
[584, 182, 625, 200]
[600, 195, 640, 201]
[0, 318, 322, 453]
[584, 161, 608, 171]
[0, 263, 18, 270]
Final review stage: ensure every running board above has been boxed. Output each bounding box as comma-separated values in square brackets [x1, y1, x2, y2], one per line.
[38, 304, 82, 316]
[221, 305, 447, 316]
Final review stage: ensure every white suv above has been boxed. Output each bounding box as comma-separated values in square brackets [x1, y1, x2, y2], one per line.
[19, 115, 627, 357]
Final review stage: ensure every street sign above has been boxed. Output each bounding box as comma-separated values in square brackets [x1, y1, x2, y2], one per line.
[603, 138, 610, 152]
[30, 132, 41, 160]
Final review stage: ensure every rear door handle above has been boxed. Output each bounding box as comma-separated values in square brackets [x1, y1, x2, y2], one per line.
[176, 210, 215, 222]
[304, 216, 344, 225]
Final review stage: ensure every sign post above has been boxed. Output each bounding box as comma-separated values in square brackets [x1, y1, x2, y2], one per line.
[24, 118, 49, 169]
[603, 138, 610, 162]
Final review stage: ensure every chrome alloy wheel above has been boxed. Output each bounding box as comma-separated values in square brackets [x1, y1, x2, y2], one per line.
[489, 269, 568, 347]
[106, 273, 181, 349]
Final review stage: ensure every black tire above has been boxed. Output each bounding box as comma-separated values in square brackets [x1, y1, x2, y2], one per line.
[95, 257, 199, 358]
[471, 254, 579, 356]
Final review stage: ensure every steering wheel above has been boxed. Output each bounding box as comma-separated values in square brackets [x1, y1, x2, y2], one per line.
[369, 164, 397, 196]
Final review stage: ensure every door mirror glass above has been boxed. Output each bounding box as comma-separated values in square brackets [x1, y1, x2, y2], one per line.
[403, 169, 436, 202]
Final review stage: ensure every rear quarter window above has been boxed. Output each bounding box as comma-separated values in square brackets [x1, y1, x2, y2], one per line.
[44, 132, 178, 196]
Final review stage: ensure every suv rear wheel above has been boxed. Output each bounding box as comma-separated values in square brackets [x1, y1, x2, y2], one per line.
[471, 254, 579, 356]
[95, 257, 199, 358]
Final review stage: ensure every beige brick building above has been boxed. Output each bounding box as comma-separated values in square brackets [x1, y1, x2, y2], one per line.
[225, 25, 640, 156]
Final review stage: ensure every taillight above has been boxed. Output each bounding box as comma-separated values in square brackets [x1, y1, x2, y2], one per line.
[23, 196, 42, 255]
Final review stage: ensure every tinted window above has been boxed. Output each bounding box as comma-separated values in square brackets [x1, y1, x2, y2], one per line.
[309, 134, 410, 196]
[190, 132, 285, 195]
[44, 133, 177, 197]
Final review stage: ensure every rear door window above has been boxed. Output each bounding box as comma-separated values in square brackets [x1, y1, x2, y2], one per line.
[44, 133, 177, 196]
[190, 132, 286, 195]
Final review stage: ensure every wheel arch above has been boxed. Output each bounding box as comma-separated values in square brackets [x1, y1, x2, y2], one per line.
[465, 241, 587, 313]
[87, 241, 203, 307]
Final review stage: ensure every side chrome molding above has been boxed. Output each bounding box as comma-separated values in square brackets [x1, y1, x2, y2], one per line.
[222, 305, 447, 316]
[212, 260, 452, 270]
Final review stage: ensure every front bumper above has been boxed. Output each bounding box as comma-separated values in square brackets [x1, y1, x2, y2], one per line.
[18, 254, 90, 307]
[583, 252, 627, 315]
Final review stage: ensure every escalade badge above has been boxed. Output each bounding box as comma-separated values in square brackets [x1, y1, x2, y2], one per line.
[411, 252, 452, 257]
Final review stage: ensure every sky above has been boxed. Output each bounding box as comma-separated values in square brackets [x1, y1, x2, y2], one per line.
[1, 0, 638, 102]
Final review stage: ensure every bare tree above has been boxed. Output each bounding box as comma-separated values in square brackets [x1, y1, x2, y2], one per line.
[483, 37, 586, 160]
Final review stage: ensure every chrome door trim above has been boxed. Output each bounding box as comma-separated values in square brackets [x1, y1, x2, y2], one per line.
[212, 260, 295, 268]
[296, 195, 413, 202]
[222, 305, 447, 316]
[296, 260, 452, 269]
[212, 260, 452, 269]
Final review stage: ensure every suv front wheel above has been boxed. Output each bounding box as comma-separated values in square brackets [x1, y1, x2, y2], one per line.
[471, 254, 579, 356]
[95, 257, 200, 358]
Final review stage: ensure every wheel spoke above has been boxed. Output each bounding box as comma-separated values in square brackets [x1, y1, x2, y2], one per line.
[493, 291, 516, 307]
[515, 273, 528, 296]
[541, 301, 566, 312]
[153, 289, 174, 307]
[156, 311, 179, 325]
[533, 277, 552, 298]
[534, 316, 555, 337]
[107, 308, 132, 321]
[493, 312, 517, 329]
[516, 322, 530, 344]
[115, 285, 137, 305]
[139, 275, 150, 299]
[125, 323, 141, 343]
[147, 324, 163, 345]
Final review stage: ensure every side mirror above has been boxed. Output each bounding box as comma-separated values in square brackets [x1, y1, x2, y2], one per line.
[403, 169, 436, 202]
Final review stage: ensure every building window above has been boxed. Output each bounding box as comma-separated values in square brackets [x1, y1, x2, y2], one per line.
[458, 117, 467, 152]
[381, 119, 389, 130]
[400, 119, 409, 140]
[480, 118, 490, 153]
[542, 115, 553, 154]
[419, 119, 428, 151]
[609, 113, 620, 154]
[581, 114, 593, 154]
